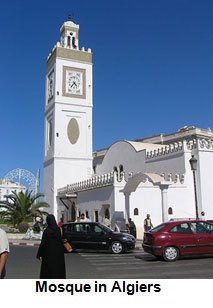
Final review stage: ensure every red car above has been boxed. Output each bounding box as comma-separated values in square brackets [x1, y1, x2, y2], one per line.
[142, 220, 213, 261]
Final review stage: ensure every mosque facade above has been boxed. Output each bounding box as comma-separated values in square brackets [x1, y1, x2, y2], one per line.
[44, 19, 213, 238]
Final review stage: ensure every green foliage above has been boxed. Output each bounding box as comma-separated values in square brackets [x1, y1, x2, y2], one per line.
[0, 190, 50, 229]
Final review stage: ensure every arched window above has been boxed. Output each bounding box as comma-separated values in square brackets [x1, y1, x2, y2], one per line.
[72, 36, 77, 49]
[168, 207, 173, 215]
[113, 166, 118, 173]
[134, 208, 139, 216]
[105, 208, 110, 219]
[119, 165, 123, 173]
[119, 165, 124, 181]
[67, 36, 71, 47]
[113, 167, 118, 180]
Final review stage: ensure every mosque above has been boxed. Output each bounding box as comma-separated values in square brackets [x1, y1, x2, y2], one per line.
[43, 18, 213, 238]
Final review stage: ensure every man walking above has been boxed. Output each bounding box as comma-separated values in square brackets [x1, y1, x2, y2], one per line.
[144, 214, 153, 231]
[0, 228, 9, 279]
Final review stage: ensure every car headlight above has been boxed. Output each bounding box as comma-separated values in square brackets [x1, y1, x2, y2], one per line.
[122, 236, 133, 241]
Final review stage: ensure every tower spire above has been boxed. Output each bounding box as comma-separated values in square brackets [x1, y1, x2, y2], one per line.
[68, 12, 74, 21]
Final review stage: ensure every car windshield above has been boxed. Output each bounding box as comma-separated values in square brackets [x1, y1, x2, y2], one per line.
[150, 223, 168, 233]
[97, 223, 113, 233]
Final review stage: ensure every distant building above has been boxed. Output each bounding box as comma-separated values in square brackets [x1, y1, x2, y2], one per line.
[0, 179, 26, 201]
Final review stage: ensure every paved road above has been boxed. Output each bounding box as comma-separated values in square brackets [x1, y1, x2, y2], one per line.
[5, 245, 213, 279]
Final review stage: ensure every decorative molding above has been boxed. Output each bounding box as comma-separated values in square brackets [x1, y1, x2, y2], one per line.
[57, 169, 186, 196]
[186, 139, 197, 150]
[198, 138, 213, 150]
[160, 172, 185, 184]
[180, 174, 185, 184]
[47, 44, 92, 63]
[57, 172, 115, 196]
[146, 142, 183, 160]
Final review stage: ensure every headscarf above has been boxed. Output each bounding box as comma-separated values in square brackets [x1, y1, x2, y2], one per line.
[46, 214, 59, 231]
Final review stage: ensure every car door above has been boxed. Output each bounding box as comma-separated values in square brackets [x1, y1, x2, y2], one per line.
[70, 223, 90, 249]
[168, 223, 197, 255]
[190, 222, 213, 254]
[86, 224, 109, 250]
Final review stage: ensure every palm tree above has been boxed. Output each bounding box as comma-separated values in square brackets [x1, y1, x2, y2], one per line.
[0, 190, 49, 232]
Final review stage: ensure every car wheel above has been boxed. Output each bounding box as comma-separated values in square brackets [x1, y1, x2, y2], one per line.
[163, 246, 179, 262]
[111, 241, 124, 254]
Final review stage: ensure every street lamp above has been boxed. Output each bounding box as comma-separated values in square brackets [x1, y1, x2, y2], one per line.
[189, 155, 199, 219]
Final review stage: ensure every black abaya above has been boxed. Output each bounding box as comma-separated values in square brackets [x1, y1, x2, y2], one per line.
[36, 215, 66, 279]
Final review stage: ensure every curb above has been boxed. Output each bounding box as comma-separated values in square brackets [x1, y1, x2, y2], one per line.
[9, 242, 142, 249]
[9, 240, 142, 249]
[9, 241, 40, 247]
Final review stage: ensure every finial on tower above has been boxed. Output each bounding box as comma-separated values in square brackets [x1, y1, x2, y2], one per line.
[68, 12, 75, 21]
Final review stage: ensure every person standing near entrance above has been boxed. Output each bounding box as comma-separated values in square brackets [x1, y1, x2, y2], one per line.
[80, 213, 91, 222]
[144, 214, 153, 231]
[127, 218, 137, 238]
[0, 228, 9, 279]
[103, 208, 111, 228]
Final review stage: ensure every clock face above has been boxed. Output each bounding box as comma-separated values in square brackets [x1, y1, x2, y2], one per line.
[63, 66, 86, 99]
[67, 71, 82, 95]
[47, 71, 54, 101]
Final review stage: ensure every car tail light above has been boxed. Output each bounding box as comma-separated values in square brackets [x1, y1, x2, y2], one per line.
[143, 233, 154, 244]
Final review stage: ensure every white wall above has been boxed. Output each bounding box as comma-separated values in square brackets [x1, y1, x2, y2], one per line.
[197, 148, 213, 219]
[128, 184, 162, 239]
[97, 140, 186, 182]
[76, 186, 114, 222]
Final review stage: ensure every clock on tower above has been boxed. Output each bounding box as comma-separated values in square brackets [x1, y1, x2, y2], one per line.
[63, 66, 86, 98]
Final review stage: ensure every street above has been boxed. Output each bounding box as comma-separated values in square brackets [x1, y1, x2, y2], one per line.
[5, 245, 213, 279]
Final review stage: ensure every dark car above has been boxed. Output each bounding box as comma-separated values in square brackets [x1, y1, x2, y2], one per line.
[142, 220, 213, 261]
[61, 222, 136, 254]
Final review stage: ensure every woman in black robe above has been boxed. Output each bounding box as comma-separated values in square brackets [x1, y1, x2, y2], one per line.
[36, 214, 66, 278]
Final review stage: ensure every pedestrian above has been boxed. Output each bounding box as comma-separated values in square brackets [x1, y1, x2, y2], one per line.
[127, 218, 137, 238]
[80, 213, 90, 222]
[201, 211, 206, 220]
[80, 213, 85, 221]
[0, 228, 9, 279]
[144, 214, 153, 231]
[36, 214, 66, 279]
[103, 216, 111, 228]
[58, 217, 64, 227]
[33, 221, 41, 233]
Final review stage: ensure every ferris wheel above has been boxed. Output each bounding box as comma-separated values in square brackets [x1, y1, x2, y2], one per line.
[4, 168, 39, 195]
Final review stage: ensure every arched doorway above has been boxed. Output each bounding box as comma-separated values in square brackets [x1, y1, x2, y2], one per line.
[120, 172, 172, 223]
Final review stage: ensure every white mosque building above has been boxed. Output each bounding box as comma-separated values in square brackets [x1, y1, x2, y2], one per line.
[43, 18, 213, 238]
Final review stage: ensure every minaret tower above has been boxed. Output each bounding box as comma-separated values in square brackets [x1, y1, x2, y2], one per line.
[43, 17, 93, 218]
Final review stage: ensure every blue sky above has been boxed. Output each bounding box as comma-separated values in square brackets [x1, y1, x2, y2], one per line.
[1, 0, 213, 190]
